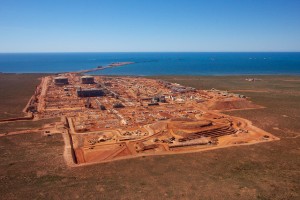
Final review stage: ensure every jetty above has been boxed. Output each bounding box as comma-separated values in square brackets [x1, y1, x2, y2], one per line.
[76, 62, 134, 74]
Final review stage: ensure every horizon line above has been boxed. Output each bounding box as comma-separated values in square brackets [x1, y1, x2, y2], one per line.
[1, 51, 300, 54]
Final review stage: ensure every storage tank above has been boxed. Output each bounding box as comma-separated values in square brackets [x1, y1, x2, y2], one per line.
[54, 77, 69, 85]
[81, 76, 94, 84]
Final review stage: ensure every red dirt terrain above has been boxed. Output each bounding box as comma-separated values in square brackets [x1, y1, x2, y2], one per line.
[0, 74, 299, 200]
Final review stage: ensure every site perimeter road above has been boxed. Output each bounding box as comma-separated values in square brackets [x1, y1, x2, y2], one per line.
[0, 74, 299, 199]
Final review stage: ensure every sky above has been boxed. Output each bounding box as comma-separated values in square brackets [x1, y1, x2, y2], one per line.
[0, 0, 300, 52]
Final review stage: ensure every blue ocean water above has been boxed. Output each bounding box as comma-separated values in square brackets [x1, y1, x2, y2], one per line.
[0, 52, 299, 75]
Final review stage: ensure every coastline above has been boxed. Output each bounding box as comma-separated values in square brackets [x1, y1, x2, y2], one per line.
[1, 52, 300, 75]
[1, 72, 300, 78]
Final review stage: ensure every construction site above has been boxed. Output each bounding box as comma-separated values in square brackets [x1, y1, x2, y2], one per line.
[24, 72, 279, 165]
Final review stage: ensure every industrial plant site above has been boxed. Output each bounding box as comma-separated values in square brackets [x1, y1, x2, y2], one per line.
[16, 69, 278, 165]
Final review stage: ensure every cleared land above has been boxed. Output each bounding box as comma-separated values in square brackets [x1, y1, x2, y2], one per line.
[29, 74, 277, 164]
[153, 76, 300, 139]
[0, 74, 299, 200]
[0, 73, 59, 134]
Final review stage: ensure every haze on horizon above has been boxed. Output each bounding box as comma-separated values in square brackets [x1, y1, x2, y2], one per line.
[0, 0, 300, 53]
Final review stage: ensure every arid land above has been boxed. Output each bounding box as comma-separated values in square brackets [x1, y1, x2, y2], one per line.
[0, 74, 299, 199]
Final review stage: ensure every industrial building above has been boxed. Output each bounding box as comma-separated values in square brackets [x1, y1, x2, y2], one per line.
[153, 95, 166, 103]
[54, 77, 69, 85]
[81, 76, 95, 84]
[32, 73, 278, 165]
[113, 102, 125, 108]
[77, 88, 105, 97]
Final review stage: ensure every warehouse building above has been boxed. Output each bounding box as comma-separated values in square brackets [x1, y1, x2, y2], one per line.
[77, 88, 105, 97]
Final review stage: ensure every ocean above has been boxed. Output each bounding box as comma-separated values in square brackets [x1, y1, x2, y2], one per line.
[0, 52, 299, 75]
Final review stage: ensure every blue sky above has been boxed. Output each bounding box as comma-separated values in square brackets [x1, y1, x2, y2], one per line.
[0, 0, 300, 52]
